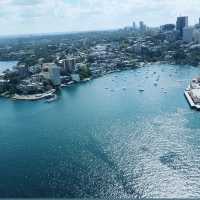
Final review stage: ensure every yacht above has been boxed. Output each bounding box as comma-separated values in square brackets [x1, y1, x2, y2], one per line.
[45, 94, 57, 103]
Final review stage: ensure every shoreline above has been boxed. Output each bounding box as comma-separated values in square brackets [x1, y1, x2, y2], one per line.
[0, 61, 197, 102]
[9, 89, 56, 101]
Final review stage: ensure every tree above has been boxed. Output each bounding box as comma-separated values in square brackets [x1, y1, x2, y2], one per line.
[79, 64, 91, 79]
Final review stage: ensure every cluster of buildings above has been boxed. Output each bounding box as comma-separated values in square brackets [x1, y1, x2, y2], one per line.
[0, 60, 83, 96]
[87, 44, 137, 77]
[1, 15, 200, 99]
[125, 21, 148, 32]
[129, 16, 200, 44]
[0, 39, 139, 97]
[0, 63, 61, 95]
[177, 16, 200, 43]
[159, 16, 200, 43]
[0, 45, 88, 95]
[123, 16, 200, 66]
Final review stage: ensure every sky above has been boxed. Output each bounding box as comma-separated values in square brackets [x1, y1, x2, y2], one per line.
[0, 0, 200, 36]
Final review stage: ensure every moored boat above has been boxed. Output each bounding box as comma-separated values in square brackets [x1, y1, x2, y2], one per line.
[138, 89, 144, 92]
[45, 94, 57, 103]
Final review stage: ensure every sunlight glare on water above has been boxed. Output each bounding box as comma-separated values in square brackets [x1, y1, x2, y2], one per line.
[0, 64, 200, 198]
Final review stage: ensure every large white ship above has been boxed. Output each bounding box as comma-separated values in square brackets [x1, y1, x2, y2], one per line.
[185, 77, 200, 110]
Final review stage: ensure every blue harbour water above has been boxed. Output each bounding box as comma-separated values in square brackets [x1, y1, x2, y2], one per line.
[0, 61, 18, 73]
[0, 64, 200, 198]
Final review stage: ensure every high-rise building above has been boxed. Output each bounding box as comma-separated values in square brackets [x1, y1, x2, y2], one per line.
[183, 27, 194, 43]
[42, 63, 61, 86]
[193, 29, 200, 43]
[63, 57, 77, 74]
[132, 21, 136, 30]
[139, 21, 146, 32]
[160, 24, 175, 32]
[16, 64, 29, 78]
[176, 16, 188, 38]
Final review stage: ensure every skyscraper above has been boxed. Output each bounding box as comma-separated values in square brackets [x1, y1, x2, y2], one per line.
[183, 27, 194, 43]
[161, 24, 175, 32]
[132, 21, 136, 30]
[176, 16, 188, 38]
[139, 21, 146, 32]
[42, 63, 61, 86]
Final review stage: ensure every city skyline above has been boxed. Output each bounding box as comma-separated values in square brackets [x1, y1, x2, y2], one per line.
[0, 0, 200, 36]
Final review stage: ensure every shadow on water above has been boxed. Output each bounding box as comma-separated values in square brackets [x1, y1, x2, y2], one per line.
[84, 134, 142, 198]
[159, 151, 189, 171]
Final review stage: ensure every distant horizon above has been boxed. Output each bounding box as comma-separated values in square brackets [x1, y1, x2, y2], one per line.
[0, 28, 121, 38]
[0, 0, 200, 36]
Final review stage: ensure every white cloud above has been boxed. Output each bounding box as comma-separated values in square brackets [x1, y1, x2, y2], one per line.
[11, 0, 42, 6]
[0, 0, 200, 35]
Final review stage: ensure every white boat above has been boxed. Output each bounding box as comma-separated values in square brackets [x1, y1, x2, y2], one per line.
[83, 78, 91, 82]
[67, 81, 74, 85]
[61, 84, 68, 87]
[45, 95, 57, 103]
[138, 89, 144, 92]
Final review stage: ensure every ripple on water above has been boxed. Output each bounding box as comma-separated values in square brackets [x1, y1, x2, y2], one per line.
[2, 65, 199, 198]
[88, 109, 200, 198]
